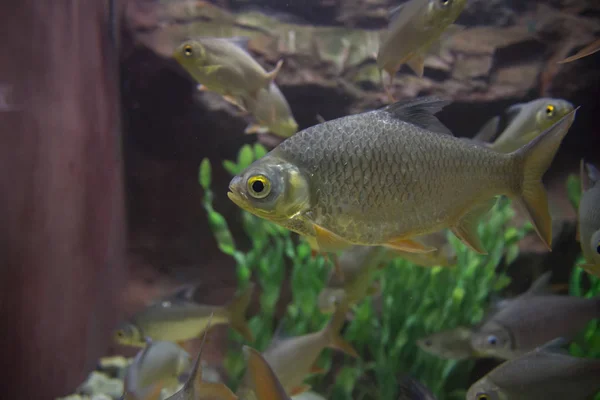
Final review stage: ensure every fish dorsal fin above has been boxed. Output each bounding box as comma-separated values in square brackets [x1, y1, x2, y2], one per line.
[586, 162, 600, 185]
[535, 337, 570, 355]
[504, 103, 525, 126]
[266, 318, 293, 350]
[381, 97, 453, 135]
[524, 271, 553, 296]
[185, 313, 213, 392]
[226, 36, 251, 51]
[397, 376, 436, 400]
[158, 284, 198, 304]
[473, 116, 501, 143]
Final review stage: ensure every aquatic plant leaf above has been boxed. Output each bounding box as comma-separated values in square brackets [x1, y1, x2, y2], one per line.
[223, 160, 239, 176]
[566, 174, 582, 211]
[253, 143, 268, 159]
[199, 158, 212, 189]
[237, 144, 255, 169]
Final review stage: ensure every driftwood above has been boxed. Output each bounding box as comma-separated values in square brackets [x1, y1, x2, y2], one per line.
[0, 1, 126, 397]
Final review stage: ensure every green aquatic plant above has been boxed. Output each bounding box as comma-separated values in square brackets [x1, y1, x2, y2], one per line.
[199, 144, 530, 400]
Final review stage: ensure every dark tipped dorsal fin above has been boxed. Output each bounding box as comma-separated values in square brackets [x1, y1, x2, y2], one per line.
[381, 97, 453, 136]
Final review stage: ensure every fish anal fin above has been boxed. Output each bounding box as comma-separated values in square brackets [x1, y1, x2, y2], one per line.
[451, 198, 497, 254]
[245, 123, 269, 135]
[406, 53, 425, 78]
[381, 97, 453, 135]
[290, 384, 311, 396]
[199, 382, 238, 400]
[383, 238, 437, 254]
[312, 224, 354, 253]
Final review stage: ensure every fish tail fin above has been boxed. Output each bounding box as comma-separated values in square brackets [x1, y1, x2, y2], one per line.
[226, 283, 255, 342]
[265, 59, 284, 85]
[512, 108, 578, 250]
[324, 300, 359, 358]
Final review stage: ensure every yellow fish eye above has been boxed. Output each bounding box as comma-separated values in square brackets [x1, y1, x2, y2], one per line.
[545, 104, 555, 117]
[477, 394, 490, 400]
[247, 175, 271, 199]
[183, 44, 193, 57]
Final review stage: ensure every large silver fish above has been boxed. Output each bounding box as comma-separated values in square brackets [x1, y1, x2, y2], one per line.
[228, 97, 578, 256]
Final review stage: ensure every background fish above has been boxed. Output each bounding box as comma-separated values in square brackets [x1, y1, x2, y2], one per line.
[475, 98, 575, 153]
[470, 288, 600, 360]
[243, 82, 299, 138]
[228, 97, 578, 256]
[397, 376, 438, 400]
[466, 339, 600, 400]
[114, 284, 254, 346]
[165, 316, 238, 400]
[237, 303, 358, 396]
[376, 0, 466, 93]
[123, 340, 191, 400]
[578, 161, 600, 277]
[243, 346, 291, 400]
[173, 37, 283, 101]
[416, 326, 476, 360]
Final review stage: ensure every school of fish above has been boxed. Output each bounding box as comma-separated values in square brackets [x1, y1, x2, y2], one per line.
[103, 2, 600, 400]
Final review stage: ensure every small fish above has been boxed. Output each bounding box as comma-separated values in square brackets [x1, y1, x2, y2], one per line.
[114, 283, 254, 347]
[470, 274, 600, 360]
[416, 326, 476, 360]
[228, 97, 578, 256]
[376, 0, 466, 96]
[317, 246, 389, 313]
[238, 302, 358, 396]
[243, 82, 299, 138]
[173, 37, 283, 102]
[318, 233, 456, 313]
[123, 340, 191, 400]
[466, 338, 600, 400]
[242, 346, 291, 400]
[578, 161, 600, 277]
[476, 98, 575, 153]
[397, 376, 438, 400]
[165, 315, 238, 400]
[558, 37, 600, 64]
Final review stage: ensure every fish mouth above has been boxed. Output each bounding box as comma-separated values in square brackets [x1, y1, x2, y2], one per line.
[228, 176, 250, 209]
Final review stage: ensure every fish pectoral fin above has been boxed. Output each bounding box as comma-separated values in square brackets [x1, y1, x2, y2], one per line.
[406, 53, 425, 78]
[199, 382, 239, 400]
[290, 384, 312, 396]
[580, 263, 600, 278]
[264, 59, 284, 86]
[309, 364, 327, 375]
[383, 238, 437, 254]
[312, 224, 354, 253]
[244, 123, 269, 135]
[451, 198, 497, 254]
[201, 65, 223, 75]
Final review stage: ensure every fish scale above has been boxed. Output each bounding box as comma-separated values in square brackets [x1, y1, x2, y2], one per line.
[273, 110, 516, 244]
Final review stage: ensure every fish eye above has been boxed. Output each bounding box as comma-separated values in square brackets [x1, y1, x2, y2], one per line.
[476, 394, 490, 400]
[424, 339, 433, 347]
[486, 335, 498, 346]
[116, 330, 124, 338]
[545, 104, 555, 117]
[183, 44, 193, 57]
[247, 175, 271, 199]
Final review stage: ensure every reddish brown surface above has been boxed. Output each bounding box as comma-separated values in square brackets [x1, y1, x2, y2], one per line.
[0, 1, 126, 398]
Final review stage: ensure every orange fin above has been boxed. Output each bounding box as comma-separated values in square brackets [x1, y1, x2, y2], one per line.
[310, 364, 327, 375]
[313, 224, 353, 253]
[243, 346, 288, 400]
[383, 238, 436, 254]
[199, 382, 238, 400]
[451, 198, 497, 254]
[290, 384, 311, 396]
